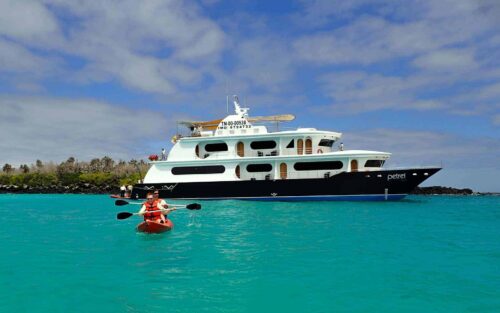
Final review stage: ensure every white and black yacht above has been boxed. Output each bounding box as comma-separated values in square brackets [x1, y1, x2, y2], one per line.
[131, 96, 441, 201]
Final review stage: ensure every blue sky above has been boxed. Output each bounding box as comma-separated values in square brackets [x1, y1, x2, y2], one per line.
[0, 0, 499, 191]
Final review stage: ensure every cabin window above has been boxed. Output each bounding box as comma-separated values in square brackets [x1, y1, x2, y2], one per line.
[250, 140, 276, 150]
[294, 161, 343, 171]
[351, 160, 358, 172]
[305, 138, 312, 154]
[172, 165, 225, 175]
[286, 139, 294, 148]
[297, 139, 304, 155]
[205, 142, 228, 152]
[318, 139, 335, 147]
[236, 142, 244, 157]
[246, 164, 273, 173]
[365, 160, 385, 167]
[280, 163, 287, 179]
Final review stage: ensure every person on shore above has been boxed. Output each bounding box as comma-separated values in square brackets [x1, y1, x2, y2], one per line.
[120, 185, 126, 197]
[126, 185, 133, 198]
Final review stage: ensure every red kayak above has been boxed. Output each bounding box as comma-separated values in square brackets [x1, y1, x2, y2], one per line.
[110, 194, 131, 199]
[136, 220, 174, 234]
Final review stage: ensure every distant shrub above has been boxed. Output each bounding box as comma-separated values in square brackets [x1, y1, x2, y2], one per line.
[119, 173, 143, 186]
[57, 173, 80, 185]
[10, 174, 30, 186]
[0, 174, 11, 185]
[79, 173, 119, 186]
[28, 173, 57, 186]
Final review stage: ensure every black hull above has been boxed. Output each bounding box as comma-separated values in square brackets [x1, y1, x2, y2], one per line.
[131, 167, 441, 201]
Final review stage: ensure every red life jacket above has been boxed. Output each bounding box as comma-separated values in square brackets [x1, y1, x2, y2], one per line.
[143, 200, 162, 220]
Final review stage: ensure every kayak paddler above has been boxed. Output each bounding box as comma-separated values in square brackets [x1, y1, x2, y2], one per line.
[154, 190, 176, 221]
[153, 190, 171, 210]
[138, 192, 175, 224]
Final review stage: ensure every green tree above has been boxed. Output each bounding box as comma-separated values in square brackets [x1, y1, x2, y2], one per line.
[129, 159, 138, 166]
[20, 164, 30, 173]
[101, 156, 115, 172]
[57, 156, 80, 177]
[2, 164, 13, 174]
[89, 158, 101, 173]
[36, 159, 43, 170]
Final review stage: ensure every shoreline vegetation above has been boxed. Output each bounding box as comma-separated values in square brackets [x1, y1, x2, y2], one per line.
[0, 157, 147, 195]
[0, 157, 496, 196]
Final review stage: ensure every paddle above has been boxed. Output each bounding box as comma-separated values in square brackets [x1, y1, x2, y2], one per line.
[115, 199, 141, 206]
[116, 203, 201, 220]
[115, 199, 200, 208]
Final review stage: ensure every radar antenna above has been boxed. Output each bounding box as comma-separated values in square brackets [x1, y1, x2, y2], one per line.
[233, 95, 249, 117]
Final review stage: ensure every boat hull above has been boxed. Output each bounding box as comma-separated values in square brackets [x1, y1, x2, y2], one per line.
[131, 167, 441, 201]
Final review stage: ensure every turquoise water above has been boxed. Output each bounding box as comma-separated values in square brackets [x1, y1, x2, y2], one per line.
[0, 195, 499, 313]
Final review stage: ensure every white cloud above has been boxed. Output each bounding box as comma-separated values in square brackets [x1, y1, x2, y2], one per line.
[0, 0, 60, 42]
[0, 39, 55, 75]
[412, 49, 478, 72]
[293, 0, 499, 65]
[478, 82, 500, 100]
[316, 71, 448, 113]
[233, 37, 296, 91]
[0, 0, 226, 94]
[293, 0, 411, 28]
[0, 96, 171, 164]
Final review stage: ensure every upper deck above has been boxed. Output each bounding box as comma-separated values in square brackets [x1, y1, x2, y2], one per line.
[168, 96, 343, 159]
[160, 96, 389, 163]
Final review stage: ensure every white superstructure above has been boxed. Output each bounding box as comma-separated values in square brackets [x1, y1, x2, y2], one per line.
[143, 96, 390, 184]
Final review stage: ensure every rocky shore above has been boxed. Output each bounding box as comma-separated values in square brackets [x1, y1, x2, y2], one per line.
[0, 183, 119, 194]
[410, 186, 474, 195]
[1, 184, 494, 196]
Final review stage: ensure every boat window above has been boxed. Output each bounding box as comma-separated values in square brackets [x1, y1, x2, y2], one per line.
[364, 160, 385, 167]
[318, 139, 335, 147]
[250, 140, 276, 150]
[305, 138, 312, 154]
[205, 142, 228, 152]
[286, 139, 294, 148]
[294, 161, 343, 171]
[246, 164, 273, 172]
[172, 165, 226, 175]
